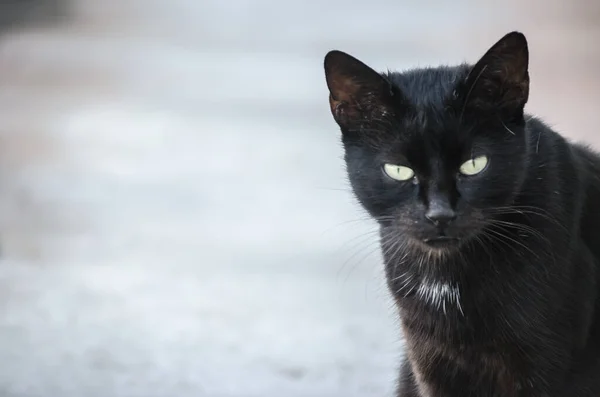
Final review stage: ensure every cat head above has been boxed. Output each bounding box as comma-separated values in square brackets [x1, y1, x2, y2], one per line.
[324, 32, 530, 253]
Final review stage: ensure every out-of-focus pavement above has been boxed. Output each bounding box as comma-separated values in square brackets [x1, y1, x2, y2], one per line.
[0, 1, 597, 396]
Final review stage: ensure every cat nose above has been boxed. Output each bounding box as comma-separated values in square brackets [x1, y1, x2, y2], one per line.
[425, 207, 456, 228]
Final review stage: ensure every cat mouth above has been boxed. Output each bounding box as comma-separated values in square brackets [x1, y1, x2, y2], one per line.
[423, 236, 460, 248]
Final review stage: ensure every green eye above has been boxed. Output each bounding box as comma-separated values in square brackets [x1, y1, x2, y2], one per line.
[459, 155, 489, 176]
[383, 164, 415, 181]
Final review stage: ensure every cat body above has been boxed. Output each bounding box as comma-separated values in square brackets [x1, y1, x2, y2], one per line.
[323, 32, 600, 396]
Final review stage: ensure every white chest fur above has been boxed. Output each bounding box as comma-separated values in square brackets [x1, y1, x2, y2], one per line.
[416, 278, 463, 315]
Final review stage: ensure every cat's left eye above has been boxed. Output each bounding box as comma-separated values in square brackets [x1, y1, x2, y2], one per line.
[383, 164, 415, 181]
[459, 155, 489, 176]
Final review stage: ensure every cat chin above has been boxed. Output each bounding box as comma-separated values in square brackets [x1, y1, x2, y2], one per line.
[412, 237, 463, 257]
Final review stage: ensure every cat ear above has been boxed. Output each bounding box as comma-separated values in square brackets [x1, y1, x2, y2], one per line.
[463, 32, 529, 112]
[324, 50, 395, 129]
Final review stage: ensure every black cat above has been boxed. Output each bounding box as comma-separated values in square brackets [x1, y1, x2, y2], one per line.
[0, 0, 67, 33]
[323, 32, 600, 396]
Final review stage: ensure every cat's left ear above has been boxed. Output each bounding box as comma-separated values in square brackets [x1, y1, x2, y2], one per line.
[463, 32, 529, 113]
[324, 50, 395, 130]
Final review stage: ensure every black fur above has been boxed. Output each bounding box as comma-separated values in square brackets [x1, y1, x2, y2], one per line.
[323, 32, 600, 396]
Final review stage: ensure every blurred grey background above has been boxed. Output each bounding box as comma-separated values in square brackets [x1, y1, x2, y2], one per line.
[0, 1, 597, 396]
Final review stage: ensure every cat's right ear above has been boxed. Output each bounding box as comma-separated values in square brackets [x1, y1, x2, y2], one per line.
[462, 32, 529, 113]
[324, 51, 395, 130]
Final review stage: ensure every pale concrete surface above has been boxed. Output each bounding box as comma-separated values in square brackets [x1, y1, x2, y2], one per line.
[0, 1, 597, 396]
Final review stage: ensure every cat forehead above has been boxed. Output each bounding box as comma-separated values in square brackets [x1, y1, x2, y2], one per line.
[381, 110, 478, 162]
[387, 64, 471, 108]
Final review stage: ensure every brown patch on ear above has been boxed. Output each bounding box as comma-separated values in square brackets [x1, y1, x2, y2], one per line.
[326, 69, 363, 123]
[325, 60, 364, 103]
[464, 32, 530, 111]
[324, 50, 395, 128]
[328, 94, 344, 122]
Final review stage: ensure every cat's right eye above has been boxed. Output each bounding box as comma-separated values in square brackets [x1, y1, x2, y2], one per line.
[459, 155, 489, 176]
[383, 164, 415, 181]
